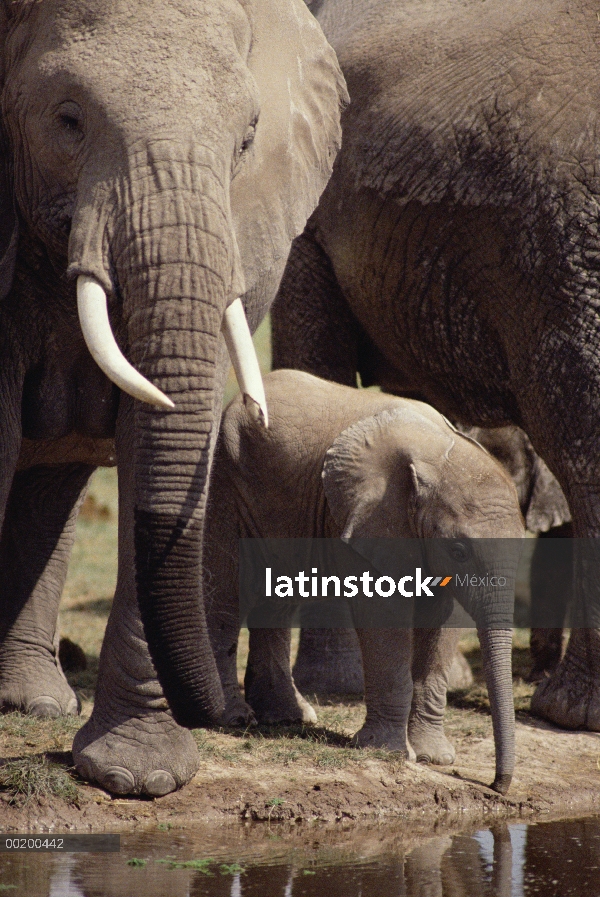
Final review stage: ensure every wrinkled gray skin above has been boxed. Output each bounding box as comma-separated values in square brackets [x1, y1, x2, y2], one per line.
[272, 0, 600, 731]
[291, 354, 573, 698]
[206, 370, 525, 793]
[0, 0, 346, 796]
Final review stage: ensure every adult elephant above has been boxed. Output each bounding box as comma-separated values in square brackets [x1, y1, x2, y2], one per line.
[0, 0, 346, 795]
[272, 0, 599, 729]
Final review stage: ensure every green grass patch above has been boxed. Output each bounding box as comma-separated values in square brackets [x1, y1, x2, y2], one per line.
[0, 755, 79, 806]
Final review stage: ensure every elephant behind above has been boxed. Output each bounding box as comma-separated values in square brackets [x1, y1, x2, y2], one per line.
[272, 0, 600, 731]
[0, 0, 347, 795]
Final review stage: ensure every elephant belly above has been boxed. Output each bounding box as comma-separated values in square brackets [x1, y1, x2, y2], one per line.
[317, 185, 522, 428]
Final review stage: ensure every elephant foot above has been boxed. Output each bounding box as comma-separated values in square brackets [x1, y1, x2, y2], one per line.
[352, 722, 410, 754]
[246, 676, 317, 725]
[218, 694, 257, 728]
[73, 708, 200, 796]
[531, 630, 600, 730]
[0, 647, 80, 717]
[407, 722, 456, 765]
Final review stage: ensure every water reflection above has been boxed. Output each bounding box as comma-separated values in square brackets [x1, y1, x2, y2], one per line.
[2, 816, 600, 896]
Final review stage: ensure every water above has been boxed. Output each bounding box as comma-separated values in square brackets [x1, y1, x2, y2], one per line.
[1, 816, 600, 896]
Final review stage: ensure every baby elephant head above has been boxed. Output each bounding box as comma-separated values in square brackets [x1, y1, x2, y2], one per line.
[322, 404, 524, 542]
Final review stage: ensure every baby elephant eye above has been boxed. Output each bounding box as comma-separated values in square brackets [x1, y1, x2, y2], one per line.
[56, 101, 84, 138]
[449, 540, 470, 563]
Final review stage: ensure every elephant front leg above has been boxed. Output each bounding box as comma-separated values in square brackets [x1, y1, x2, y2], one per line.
[73, 403, 199, 796]
[0, 463, 93, 718]
[352, 627, 413, 754]
[407, 629, 458, 766]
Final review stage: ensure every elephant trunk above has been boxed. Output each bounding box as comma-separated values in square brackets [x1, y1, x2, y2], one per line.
[477, 627, 515, 794]
[125, 154, 235, 727]
[70, 142, 252, 726]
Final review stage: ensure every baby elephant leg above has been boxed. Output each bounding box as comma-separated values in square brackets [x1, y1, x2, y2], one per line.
[408, 628, 458, 765]
[208, 606, 256, 727]
[353, 627, 413, 754]
[245, 628, 316, 725]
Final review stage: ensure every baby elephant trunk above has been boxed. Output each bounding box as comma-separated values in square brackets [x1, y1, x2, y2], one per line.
[477, 627, 515, 794]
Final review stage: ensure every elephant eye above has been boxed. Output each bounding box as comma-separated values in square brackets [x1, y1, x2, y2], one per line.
[56, 102, 84, 141]
[61, 114, 79, 131]
[448, 540, 470, 563]
[240, 115, 258, 155]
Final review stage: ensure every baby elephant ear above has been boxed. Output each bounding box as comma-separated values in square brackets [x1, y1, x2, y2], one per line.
[407, 460, 441, 539]
[322, 413, 389, 540]
[322, 407, 422, 540]
[466, 424, 570, 533]
[231, 0, 348, 299]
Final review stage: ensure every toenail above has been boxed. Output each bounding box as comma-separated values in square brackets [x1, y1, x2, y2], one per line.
[27, 696, 62, 718]
[143, 771, 177, 797]
[101, 767, 136, 795]
[67, 695, 81, 716]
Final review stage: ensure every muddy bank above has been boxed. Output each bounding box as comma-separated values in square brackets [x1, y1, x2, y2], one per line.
[2, 707, 600, 834]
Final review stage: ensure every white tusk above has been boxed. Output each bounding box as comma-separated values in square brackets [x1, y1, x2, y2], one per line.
[222, 298, 268, 428]
[77, 275, 175, 410]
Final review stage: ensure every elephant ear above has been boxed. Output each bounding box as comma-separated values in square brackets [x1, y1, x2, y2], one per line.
[322, 405, 439, 540]
[0, 5, 18, 300]
[525, 454, 571, 534]
[230, 0, 348, 305]
[464, 425, 571, 533]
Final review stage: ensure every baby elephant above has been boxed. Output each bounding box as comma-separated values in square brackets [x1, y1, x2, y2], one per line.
[205, 370, 524, 793]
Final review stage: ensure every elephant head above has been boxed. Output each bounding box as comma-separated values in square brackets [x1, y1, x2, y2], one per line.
[0, 0, 346, 726]
[322, 405, 525, 793]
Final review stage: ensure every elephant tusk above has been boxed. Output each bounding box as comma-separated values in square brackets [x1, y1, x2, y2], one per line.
[77, 275, 175, 410]
[222, 298, 268, 428]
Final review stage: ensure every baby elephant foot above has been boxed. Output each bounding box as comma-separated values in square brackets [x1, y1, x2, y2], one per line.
[73, 708, 200, 797]
[246, 677, 317, 726]
[407, 723, 456, 765]
[352, 722, 410, 755]
[0, 649, 80, 718]
[218, 695, 257, 728]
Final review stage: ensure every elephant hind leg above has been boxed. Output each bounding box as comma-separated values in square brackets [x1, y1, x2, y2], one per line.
[527, 525, 572, 682]
[292, 627, 365, 696]
[245, 628, 317, 725]
[0, 463, 94, 717]
[271, 228, 362, 386]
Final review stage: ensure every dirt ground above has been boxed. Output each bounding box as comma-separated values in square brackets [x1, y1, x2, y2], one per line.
[2, 640, 600, 834]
